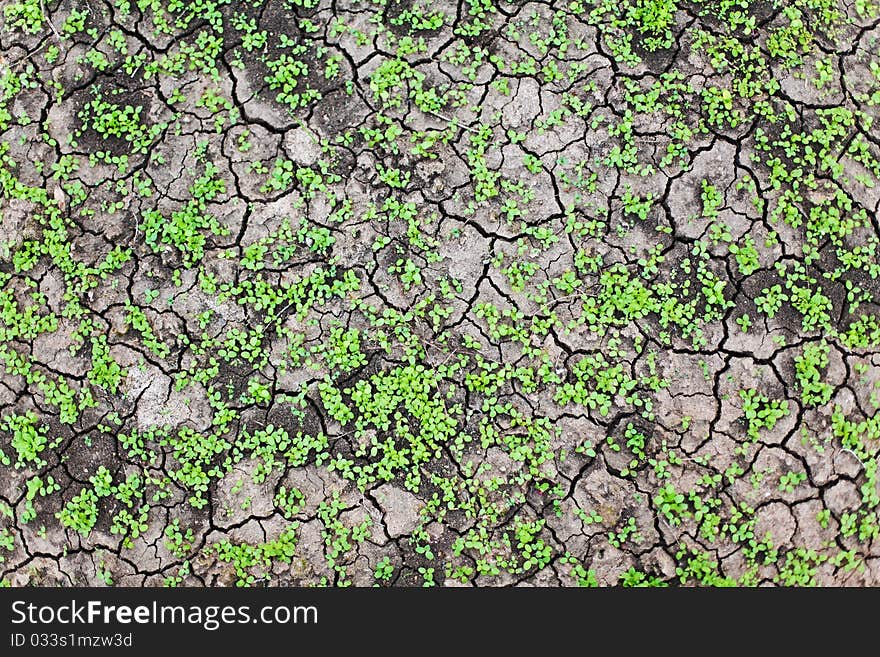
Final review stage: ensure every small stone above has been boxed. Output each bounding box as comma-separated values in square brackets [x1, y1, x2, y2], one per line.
[284, 127, 321, 166]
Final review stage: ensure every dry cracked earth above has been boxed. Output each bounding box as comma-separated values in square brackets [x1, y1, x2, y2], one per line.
[1, 0, 880, 588]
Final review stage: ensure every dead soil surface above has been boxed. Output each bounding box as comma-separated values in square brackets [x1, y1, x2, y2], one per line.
[1, 0, 880, 587]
